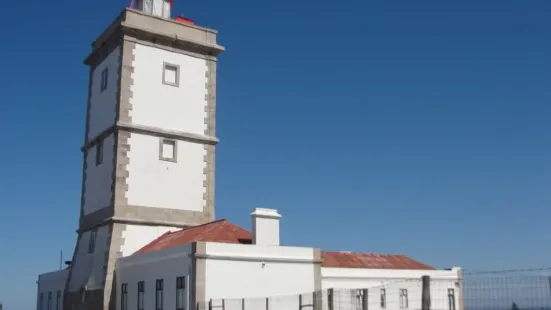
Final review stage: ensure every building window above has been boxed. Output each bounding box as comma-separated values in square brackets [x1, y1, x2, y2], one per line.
[95, 140, 103, 166]
[100, 67, 108, 92]
[448, 289, 456, 310]
[88, 230, 97, 253]
[80, 288, 86, 304]
[156, 279, 164, 310]
[399, 289, 408, 308]
[56, 291, 61, 310]
[176, 277, 185, 310]
[39, 293, 44, 310]
[159, 139, 177, 162]
[380, 289, 386, 309]
[47, 292, 52, 310]
[162, 62, 180, 87]
[137, 281, 145, 310]
[121, 283, 128, 310]
[354, 290, 364, 310]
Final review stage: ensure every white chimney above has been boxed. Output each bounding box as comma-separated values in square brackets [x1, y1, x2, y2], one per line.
[250, 208, 281, 246]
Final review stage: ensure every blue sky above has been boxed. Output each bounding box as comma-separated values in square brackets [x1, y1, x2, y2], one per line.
[1, 0, 550, 309]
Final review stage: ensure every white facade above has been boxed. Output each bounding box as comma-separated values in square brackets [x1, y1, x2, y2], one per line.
[115, 241, 319, 310]
[130, 44, 208, 135]
[87, 47, 120, 140]
[37, 269, 69, 310]
[322, 267, 461, 310]
[83, 133, 115, 215]
[203, 242, 317, 299]
[68, 225, 110, 291]
[124, 43, 210, 212]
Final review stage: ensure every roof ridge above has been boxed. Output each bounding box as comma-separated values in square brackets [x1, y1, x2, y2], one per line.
[175, 219, 229, 233]
[322, 251, 405, 256]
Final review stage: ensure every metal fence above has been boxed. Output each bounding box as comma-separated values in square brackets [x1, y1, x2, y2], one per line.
[204, 271, 551, 310]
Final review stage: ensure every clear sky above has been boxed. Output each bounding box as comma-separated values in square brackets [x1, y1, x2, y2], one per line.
[0, 0, 550, 309]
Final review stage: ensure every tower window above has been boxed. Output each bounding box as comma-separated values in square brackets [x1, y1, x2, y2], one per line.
[162, 63, 180, 87]
[88, 230, 97, 253]
[95, 140, 103, 166]
[380, 288, 386, 309]
[159, 139, 177, 162]
[100, 67, 108, 92]
[47, 292, 52, 310]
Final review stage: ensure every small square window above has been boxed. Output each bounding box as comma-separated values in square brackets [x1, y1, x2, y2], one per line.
[95, 141, 103, 166]
[88, 230, 97, 253]
[162, 63, 179, 87]
[159, 139, 177, 162]
[100, 68, 108, 92]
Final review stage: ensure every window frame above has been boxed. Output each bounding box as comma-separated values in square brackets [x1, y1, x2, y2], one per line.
[159, 138, 177, 163]
[100, 67, 109, 92]
[121, 283, 128, 310]
[39, 293, 44, 310]
[399, 289, 408, 309]
[176, 277, 185, 310]
[56, 291, 61, 310]
[137, 281, 145, 310]
[448, 288, 456, 310]
[380, 288, 386, 309]
[155, 279, 164, 310]
[47, 292, 52, 310]
[95, 140, 104, 166]
[88, 230, 97, 253]
[162, 62, 180, 87]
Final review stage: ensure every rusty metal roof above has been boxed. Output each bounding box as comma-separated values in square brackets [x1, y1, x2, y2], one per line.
[134, 219, 253, 255]
[134, 220, 434, 270]
[322, 251, 434, 270]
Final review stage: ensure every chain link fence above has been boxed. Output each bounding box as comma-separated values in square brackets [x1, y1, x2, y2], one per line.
[203, 272, 551, 310]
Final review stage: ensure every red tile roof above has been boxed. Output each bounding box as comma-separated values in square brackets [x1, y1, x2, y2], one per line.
[134, 219, 253, 255]
[134, 220, 434, 270]
[322, 251, 434, 270]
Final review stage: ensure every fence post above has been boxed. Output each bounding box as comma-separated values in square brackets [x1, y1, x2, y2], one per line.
[362, 289, 368, 310]
[208, 299, 213, 310]
[422, 276, 431, 310]
[241, 298, 245, 310]
[312, 291, 318, 310]
[328, 289, 334, 310]
[222, 299, 226, 310]
[266, 297, 269, 310]
[299, 294, 303, 310]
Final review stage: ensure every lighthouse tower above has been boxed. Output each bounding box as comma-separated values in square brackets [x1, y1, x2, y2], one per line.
[63, 2, 224, 309]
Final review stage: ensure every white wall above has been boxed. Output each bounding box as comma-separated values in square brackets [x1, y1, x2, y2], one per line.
[125, 132, 207, 211]
[83, 133, 115, 215]
[322, 267, 461, 310]
[88, 46, 120, 140]
[130, 43, 208, 135]
[68, 225, 110, 291]
[37, 269, 68, 310]
[121, 224, 182, 256]
[204, 242, 317, 301]
[116, 244, 193, 310]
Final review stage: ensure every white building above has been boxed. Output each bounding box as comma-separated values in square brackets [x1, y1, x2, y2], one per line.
[35, 2, 462, 310]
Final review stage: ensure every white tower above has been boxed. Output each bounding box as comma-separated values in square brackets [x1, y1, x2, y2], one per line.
[63, 4, 224, 310]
